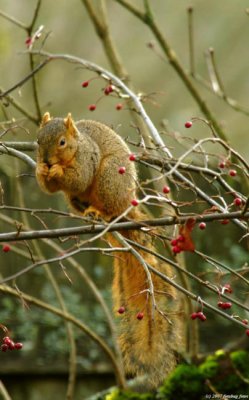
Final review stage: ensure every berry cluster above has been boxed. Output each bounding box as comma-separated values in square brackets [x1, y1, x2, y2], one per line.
[170, 235, 185, 254]
[223, 283, 233, 294]
[81, 79, 124, 111]
[1, 336, 23, 352]
[218, 160, 238, 178]
[104, 85, 114, 95]
[217, 284, 233, 309]
[191, 311, 207, 321]
[217, 301, 232, 310]
[117, 306, 144, 320]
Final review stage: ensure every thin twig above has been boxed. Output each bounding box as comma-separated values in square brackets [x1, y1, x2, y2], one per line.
[0, 59, 50, 99]
[0, 9, 27, 30]
[187, 6, 195, 76]
[115, 0, 227, 141]
[0, 284, 126, 388]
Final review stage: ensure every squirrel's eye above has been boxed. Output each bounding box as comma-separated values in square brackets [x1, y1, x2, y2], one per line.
[59, 138, 66, 146]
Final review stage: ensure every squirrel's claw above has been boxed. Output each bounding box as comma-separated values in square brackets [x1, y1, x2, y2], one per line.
[83, 206, 103, 220]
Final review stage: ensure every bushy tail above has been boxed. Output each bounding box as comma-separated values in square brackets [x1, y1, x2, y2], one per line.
[110, 209, 182, 388]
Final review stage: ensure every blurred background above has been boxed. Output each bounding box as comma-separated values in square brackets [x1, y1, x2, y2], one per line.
[0, 1, 248, 399]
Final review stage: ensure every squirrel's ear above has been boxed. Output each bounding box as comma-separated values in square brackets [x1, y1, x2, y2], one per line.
[64, 113, 77, 136]
[40, 112, 51, 127]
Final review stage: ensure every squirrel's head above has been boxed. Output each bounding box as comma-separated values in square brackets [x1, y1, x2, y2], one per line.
[37, 112, 79, 166]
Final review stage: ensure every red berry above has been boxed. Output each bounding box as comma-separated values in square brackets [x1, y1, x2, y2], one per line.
[223, 283, 233, 294]
[246, 329, 249, 337]
[221, 219, 230, 225]
[131, 199, 139, 206]
[234, 197, 242, 206]
[8, 340, 15, 350]
[185, 121, 192, 128]
[25, 37, 32, 47]
[190, 312, 198, 320]
[170, 239, 178, 246]
[129, 154, 136, 161]
[229, 169, 237, 177]
[163, 186, 170, 194]
[14, 342, 23, 350]
[104, 85, 113, 95]
[172, 245, 181, 254]
[219, 161, 226, 169]
[196, 312, 206, 321]
[2, 244, 10, 253]
[118, 166, 126, 175]
[242, 319, 248, 325]
[198, 222, 206, 230]
[88, 104, 96, 111]
[223, 302, 232, 309]
[118, 306, 125, 314]
[116, 103, 123, 110]
[136, 312, 144, 320]
[218, 301, 232, 309]
[177, 235, 185, 243]
[1, 344, 8, 352]
[81, 81, 89, 88]
[3, 336, 11, 345]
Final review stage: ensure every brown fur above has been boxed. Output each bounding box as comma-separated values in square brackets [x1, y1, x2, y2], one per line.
[36, 113, 182, 388]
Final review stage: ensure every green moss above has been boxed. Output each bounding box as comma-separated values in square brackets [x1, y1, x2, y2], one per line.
[199, 359, 219, 379]
[158, 364, 205, 400]
[105, 389, 154, 400]
[201, 350, 249, 395]
[230, 350, 249, 377]
[105, 350, 249, 400]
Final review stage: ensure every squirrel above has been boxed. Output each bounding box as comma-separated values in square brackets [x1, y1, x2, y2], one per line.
[36, 112, 182, 388]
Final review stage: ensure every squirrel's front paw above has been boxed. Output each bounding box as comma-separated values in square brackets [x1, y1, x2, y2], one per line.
[36, 162, 49, 177]
[83, 206, 103, 220]
[47, 164, 64, 180]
